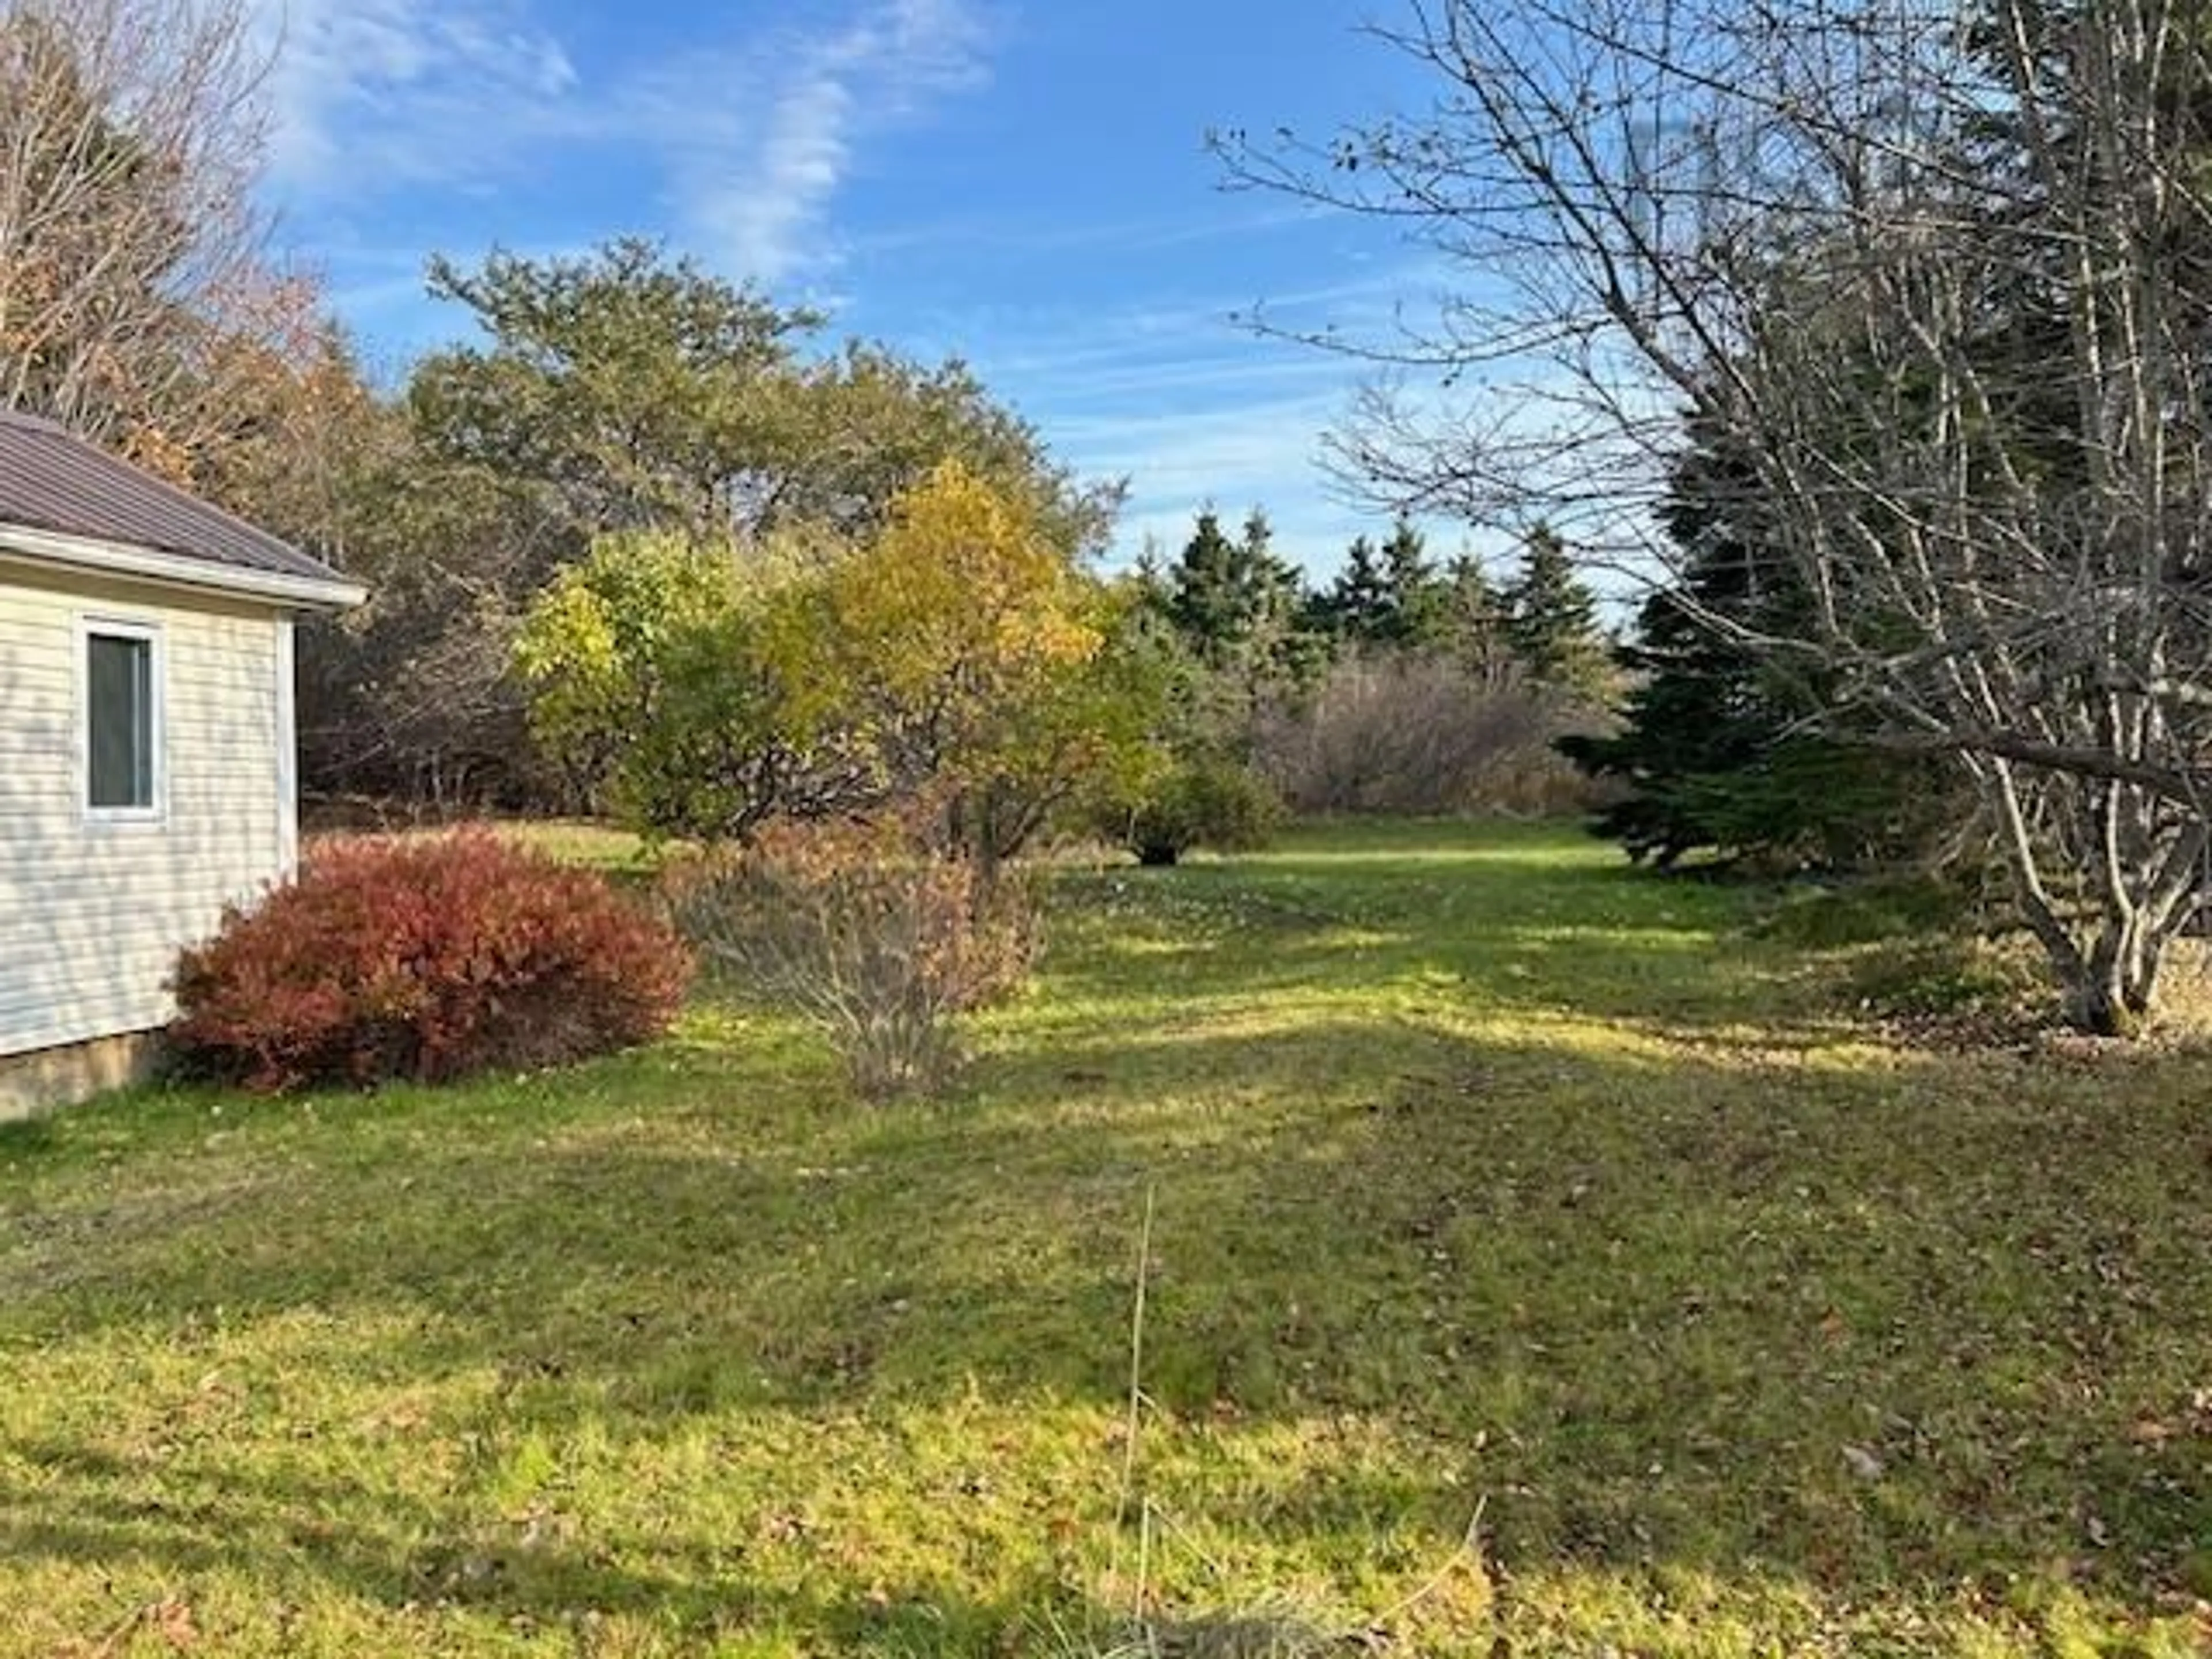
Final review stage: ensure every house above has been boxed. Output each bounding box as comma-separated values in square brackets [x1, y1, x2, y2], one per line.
[0, 411, 364, 1116]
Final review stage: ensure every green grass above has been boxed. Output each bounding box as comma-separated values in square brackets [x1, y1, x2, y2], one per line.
[3, 819, 2210, 1655]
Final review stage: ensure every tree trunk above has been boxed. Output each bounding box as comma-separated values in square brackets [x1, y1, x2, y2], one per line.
[2054, 915, 2165, 1036]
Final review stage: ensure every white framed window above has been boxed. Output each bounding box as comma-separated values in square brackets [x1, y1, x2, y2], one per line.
[78, 616, 164, 822]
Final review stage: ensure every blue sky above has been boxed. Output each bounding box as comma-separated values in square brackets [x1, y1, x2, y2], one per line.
[249, 0, 1458, 575]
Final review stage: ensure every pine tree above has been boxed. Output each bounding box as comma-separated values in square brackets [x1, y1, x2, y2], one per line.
[1130, 534, 1172, 620]
[1235, 508, 1330, 687]
[1557, 416, 1957, 868]
[1502, 523, 1607, 695]
[1377, 514, 1447, 647]
[1168, 511, 1256, 668]
[1325, 533, 1391, 643]
[1159, 506, 1324, 749]
[1440, 552, 1513, 685]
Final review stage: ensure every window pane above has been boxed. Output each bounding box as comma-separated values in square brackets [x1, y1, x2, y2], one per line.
[88, 632, 153, 810]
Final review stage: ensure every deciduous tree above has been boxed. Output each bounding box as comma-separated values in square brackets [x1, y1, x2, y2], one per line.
[1223, 0, 2212, 1031]
[515, 464, 1145, 866]
[0, 0, 297, 472]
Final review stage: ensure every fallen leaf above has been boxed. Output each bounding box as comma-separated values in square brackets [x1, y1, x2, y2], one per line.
[1842, 1443, 1885, 1481]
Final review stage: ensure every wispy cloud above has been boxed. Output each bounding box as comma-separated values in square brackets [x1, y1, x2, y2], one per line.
[628, 0, 994, 282]
[960, 308, 1372, 571]
[937, 267, 1477, 570]
[248, 0, 995, 285]
[248, 0, 577, 188]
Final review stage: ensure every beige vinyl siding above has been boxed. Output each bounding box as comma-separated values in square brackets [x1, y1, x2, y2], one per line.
[0, 564, 286, 1058]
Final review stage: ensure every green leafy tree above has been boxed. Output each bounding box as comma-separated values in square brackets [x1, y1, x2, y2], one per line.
[410, 238, 821, 541]
[301, 240, 1119, 812]
[773, 342, 1120, 555]
[410, 239, 1118, 555]
[516, 464, 1150, 862]
[513, 529, 844, 839]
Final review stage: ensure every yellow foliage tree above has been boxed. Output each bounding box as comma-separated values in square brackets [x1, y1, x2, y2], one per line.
[814, 461, 1122, 869]
[517, 462, 1162, 861]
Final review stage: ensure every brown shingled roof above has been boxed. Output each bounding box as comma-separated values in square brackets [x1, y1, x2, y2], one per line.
[0, 407, 344, 586]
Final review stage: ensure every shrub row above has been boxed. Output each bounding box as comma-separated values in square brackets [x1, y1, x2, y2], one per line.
[170, 817, 1035, 1103]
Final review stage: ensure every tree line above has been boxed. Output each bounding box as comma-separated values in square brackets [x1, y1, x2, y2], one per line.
[0, 0, 1616, 864]
[33, 0, 2187, 1035]
[1139, 507, 1608, 700]
[1221, 0, 2212, 1034]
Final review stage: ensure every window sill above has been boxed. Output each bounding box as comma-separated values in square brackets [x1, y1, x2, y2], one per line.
[83, 808, 168, 831]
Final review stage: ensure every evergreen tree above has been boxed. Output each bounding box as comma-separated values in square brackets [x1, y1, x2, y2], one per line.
[1130, 534, 1172, 621]
[1502, 524, 1607, 695]
[1235, 509, 1331, 688]
[1166, 509, 1249, 660]
[1377, 514, 1447, 647]
[1439, 552, 1513, 685]
[1166, 508, 1312, 670]
[1324, 533, 1392, 643]
[1160, 506, 1324, 748]
[1558, 417, 1959, 869]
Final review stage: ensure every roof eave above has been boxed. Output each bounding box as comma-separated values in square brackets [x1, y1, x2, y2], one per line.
[0, 521, 367, 611]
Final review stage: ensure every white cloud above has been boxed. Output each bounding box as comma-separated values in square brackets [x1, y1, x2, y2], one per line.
[935, 271, 1472, 572]
[247, 0, 994, 285]
[247, 0, 577, 188]
[627, 0, 994, 282]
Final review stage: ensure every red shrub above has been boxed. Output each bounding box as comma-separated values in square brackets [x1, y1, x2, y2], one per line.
[170, 830, 691, 1092]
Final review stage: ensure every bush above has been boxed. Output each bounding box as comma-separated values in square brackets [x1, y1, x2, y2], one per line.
[170, 831, 691, 1092]
[1560, 725, 1970, 874]
[1103, 755, 1283, 868]
[1253, 652, 1606, 817]
[665, 816, 1036, 1101]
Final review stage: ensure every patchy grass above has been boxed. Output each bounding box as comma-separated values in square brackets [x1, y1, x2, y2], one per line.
[495, 818, 662, 879]
[1, 819, 2209, 1656]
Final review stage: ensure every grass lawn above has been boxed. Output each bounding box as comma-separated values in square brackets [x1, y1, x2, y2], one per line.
[2, 820, 2210, 1655]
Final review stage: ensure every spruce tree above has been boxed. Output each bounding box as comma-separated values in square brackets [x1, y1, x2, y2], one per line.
[1166, 509, 1248, 660]
[1502, 524, 1607, 695]
[1440, 552, 1513, 685]
[1377, 514, 1446, 647]
[1325, 533, 1391, 643]
[1558, 417, 1956, 869]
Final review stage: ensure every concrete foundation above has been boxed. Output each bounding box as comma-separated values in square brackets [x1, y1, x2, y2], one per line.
[0, 1031, 161, 1121]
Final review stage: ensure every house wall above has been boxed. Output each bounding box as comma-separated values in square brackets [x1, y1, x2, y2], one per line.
[0, 559, 292, 1064]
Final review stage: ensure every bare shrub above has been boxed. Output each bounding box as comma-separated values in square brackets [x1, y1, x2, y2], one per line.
[1254, 652, 1607, 817]
[664, 815, 1036, 1101]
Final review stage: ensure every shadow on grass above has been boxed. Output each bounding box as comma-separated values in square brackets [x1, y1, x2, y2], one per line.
[0, 1435, 1120, 1653]
[3, 820, 2209, 1646]
[1041, 850, 1810, 1044]
[4, 1007, 2210, 1639]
